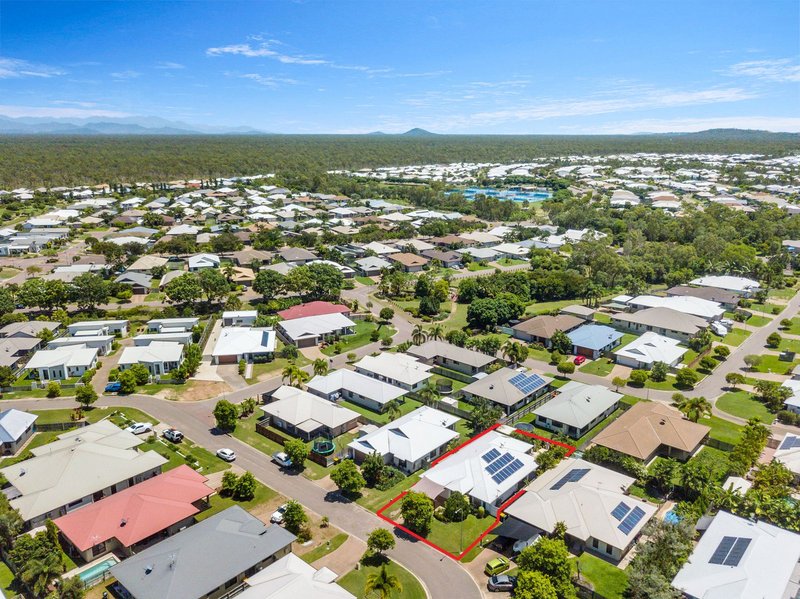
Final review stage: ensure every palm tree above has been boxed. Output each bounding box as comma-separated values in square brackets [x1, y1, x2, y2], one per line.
[674, 395, 712, 423]
[364, 565, 403, 599]
[312, 358, 329, 377]
[222, 262, 236, 282]
[282, 365, 300, 386]
[502, 340, 527, 366]
[411, 324, 427, 345]
[21, 553, 62, 598]
[294, 369, 310, 388]
[384, 399, 402, 421]
[52, 576, 85, 599]
[428, 324, 444, 341]
[418, 383, 441, 407]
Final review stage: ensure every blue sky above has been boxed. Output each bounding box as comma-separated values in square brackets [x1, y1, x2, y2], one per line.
[0, 0, 798, 133]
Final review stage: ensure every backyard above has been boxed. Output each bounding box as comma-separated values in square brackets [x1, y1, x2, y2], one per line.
[321, 320, 397, 357]
[570, 553, 629, 599]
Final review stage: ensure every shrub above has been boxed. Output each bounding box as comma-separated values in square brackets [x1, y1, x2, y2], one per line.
[556, 361, 575, 375]
[767, 332, 782, 348]
[629, 369, 649, 385]
[46, 381, 61, 398]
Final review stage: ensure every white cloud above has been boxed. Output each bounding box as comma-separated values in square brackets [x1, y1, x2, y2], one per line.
[50, 100, 99, 108]
[0, 104, 132, 118]
[0, 57, 64, 78]
[207, 43, 328, 65]
[110, 70, 141, 79]
[238, 73, 298, 87]
[155, 61, 185, 70]
[594, 116, 800, 134]
[727, 58, 800, 83]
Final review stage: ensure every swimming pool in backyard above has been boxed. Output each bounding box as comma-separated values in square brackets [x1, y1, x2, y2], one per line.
[664, 509, 682, 524]
[78, 557, 117, 585]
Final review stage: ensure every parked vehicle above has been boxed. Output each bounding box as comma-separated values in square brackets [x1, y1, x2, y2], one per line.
[125, 422, 153, 435]
[216, 448, 236, 462]
[162, 428, 184, 443]
[487, 575, 517, 592]
[512, 533, 541, 554]
[104, 382, 122, 393]
[484, 557, 510, 576]
[270, 503, 288, 524]
[272, 451, 292, 468]
[573, 355, 587, 365]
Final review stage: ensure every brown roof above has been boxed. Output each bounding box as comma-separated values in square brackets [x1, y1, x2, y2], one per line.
[666, 285, 740, 306]
[422, 249, 461, 262]
[512, 314, 583, 339]
[429, 235, 477, 247]
[592, 402, 709, 460]
[389, 252, 429, 267]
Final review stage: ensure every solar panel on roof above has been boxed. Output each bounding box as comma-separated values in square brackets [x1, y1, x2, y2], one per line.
[723, 537, 751, 567]
[709, 536, 737, 565]
[618, 506, 646, 535]
[491, 458, 525, 484]
[509, 372, 547, 395]
[611, 502, 631, 521]
[780, 435, 800, 450]
[482, 448, 501, 463]
[486, 452, 513, 474]
[550, 468, 590, 490]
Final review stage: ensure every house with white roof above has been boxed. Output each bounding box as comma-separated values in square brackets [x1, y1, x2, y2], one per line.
[222, 310, 258, 327]
[167, 224, 199, 236]
[689, 275, 761, 298]
[47, 334, 114, 356]
[146, 317, 199, 333]
[361, 241, 399, 256]
[188, 253, 221, 271]
[672, 510, 800, 599]
[492, 243, 529, 259]
[772, 432, 800, 480]
[0, 409, 37, 455]
[614, 331, 687, 369]
[211, 327, 276, 364]
[263, 386, 360, 441]
[347, 406, 459, 473]
[118, 341, 185, 377]
[353, 352, 433, 392]
[503, 458, 657, 562]
[417, 430, 537, 515]
[67, 319, 128, 337]
[354, 256, 392, 276]
[25, 345, 98, 381]
[532, 381, 622, 439]
[276, 312, 356, 348]
[626, 295, 724, 321]
[307, 369, 406, 413]
[236, 553, 355, 599]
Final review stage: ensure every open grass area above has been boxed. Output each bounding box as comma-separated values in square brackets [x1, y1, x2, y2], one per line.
[0, 561, 15, 597]
[443, 303, 469, 331]
[195, 480, 278, 521]
[722, 327, 751, 346]
[769, 286, 799, 300]
[355, 276, 375, 286]
[746, 314, 772, 327]
[356, 472, 422, 513]
[749, 353, 798, 375]
[424, 514, 496, 558]
[339, 397, 424, 425]
[748, 301, 783, 315]
[518, 407, 625, 449]
[466, 262, 491, 272]
[778, 338, 800, 354]
[0, 267, 19, 279]
[321, 320, 396, 357]
[570, 553, 628, 599]
[301, 533, 349, 564]
[579, 358, 615, 377]
[716, 390, 773, 423]
[30, 406, 158, 426]
[525, 299, 586, 316]
[246, 353, 311, 384]
[594, 312, 611, 324]
[339, 559, 426, 599]
[698, 415, 744, 445]
[494, 257, 528, 266]
[139, 435, 229, 474]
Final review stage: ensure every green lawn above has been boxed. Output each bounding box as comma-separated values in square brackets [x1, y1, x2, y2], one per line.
[746, 314, 772, 327]
[139, 436, 229, 474]
[301, 533, 349, 564]
[748, 301, 782, 315]
[716, 391, 773, 423]
[519, 407, 625, 449]
[355, 276, 375, 286]
[783, 317, 800, 335]
[494, 257, 528, 266]
[356, 472, 422, 513]
[570, 553, 628, 599]
[339, 397, 424, 425]
[339, 559, 426, 599]
[528, 346, 551, 362]
[0, 267, 19, 279]
[466, 262, 491, 272]
[722, 328, 751, 346]
[594, 313, 611, 324]
[424, 514, 496, 558]
[321, 320, 396, 357]
[778, 338, 800, 354]
[768, 286, 799, 300]
[0, 561, 15, 597]
[230, 413, 329, 480]
[579, 358, 615, 377]
[698, 415, 744, 445]
[444, 303, 469, 331]
[526, 299, 587, 316]
[750, 354, 798, 375]
[429, 373, 468, 392]
[31, 406, 159, 426]
[144, 292, 165, 301]
[195, 480, 278, 521]
[246, 352, 311, 384]
[0, 430, 66, 467]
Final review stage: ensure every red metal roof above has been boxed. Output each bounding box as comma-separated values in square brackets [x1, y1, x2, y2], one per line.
[277, 301, 350, 321]
[54, 465, 212, 552]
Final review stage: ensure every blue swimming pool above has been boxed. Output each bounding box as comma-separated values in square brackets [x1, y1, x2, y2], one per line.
[664, 509, 682, 524]
[78, 557, 117, 585]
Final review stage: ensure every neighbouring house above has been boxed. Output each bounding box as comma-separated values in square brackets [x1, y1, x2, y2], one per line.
[421, 249, 462, 268]
[613, 331, 687, 369]
[25, 345, 98, 381]
[118, 341, 185, 377]
[560, 304, 596, 321]
[417, 430, 537, 515]
[126, 255, 169, 273]
[236, 553, 355, 599]
[503, 458, 657, 562]
[689, 275, 761, 298]
[54, 465, 213, 562]
[511, 314, 583, 346]
[262, 386, 360, 441]
[0, 336, 45, 369]
[47, 334, 114, 356]
[0, 420, 166, 527]
[222, 310, 258, 327]
[114, 271, 154, 295]
[406, 340, 498, 376]
[0, 409, 37, 455]
[347, 406, 459, 473]
[772, 432, 800, 480]
[0, 321, 61, 340]
[306, 369, 406, 413]
[67, 319, 129, 337]
[277, 301, 351, 321]
[567, 324, 624, 359]
[592, 401, 710, 463]
[532, 381, 622, 439]
[624, 295, 725, 321]
[461, 368, 554, 416]
[110, 505, 296, 599]
[147, 317, 199, 333]
[388, 252, 429, 273]
[353, 352, 433, 392]
[354, 256, 392, 276]
[672, 510, 800, 599]
[611, 307, 708, 342]
[276, 312, 356, 348]
[279, 247, 317, 264]
[188, 252, 221, 271]
[211, 327, 276, 364]
[666, 285, 741, 310]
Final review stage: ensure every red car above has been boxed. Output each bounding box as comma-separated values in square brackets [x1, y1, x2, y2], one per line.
[573, 355, 587, 365]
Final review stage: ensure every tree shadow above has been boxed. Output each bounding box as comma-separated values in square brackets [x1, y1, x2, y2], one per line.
[361, 552, 390, 567]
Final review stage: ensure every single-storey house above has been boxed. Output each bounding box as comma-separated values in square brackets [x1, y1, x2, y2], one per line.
[666, 285, 740, 310]
[511, 314, 583, 346]
[146, 317, 199, 333]
[47, 334, 114, 356]
[306, 369, 406, 413]
[277, 301, 351, 321]
[118, 341, 185, 377]
[613, 331, 687, 369]
[0, 336, 45, 369]
[560, 304, 596, 321]
[353, 352, 433, 392]
[421, 249, 462, 268]
[772, 432, 800, 480]
[279, 246, 317, 264]
[236, 553, 355, 599]
[276, 312, 356, 348]
[188, 252, 221, 271]
[567, 324, 624, 359]
[689, 275, 761, 298]
[406, 340, 498, 375]
[25, 345, 98, 381]
[462, 368, 554, 416]
[0, 409, 37, 455]
[126, 255, 169, 273]
[347, 406, 459, 473]
[211, 327, 276, 364]
[55, 465, 213, 562]
[222, 310, 258, 327]
[388, 252, 429, 273]
[0, 321, 61, 340]
[114, 271, 153, 295]
[625, 295, 724, 322]
[532, 381, 622, 439]
[263, 386, 360, 441]
[67, 319, 129, 337]
[354, 256, 392, 277]
[611, 307, 708, 342]
[111, 505, 295, 599]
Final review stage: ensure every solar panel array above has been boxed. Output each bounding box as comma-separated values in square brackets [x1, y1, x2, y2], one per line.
[618, 506, 646, 535]
[509, 372, 546, 395]
[481, 448, 501, 463]
[486, 452, 514, 475]
[492, 458, 525, 484]
[709, 536, 752, 567]
[779, 435, 800, 450]
[611, 501, 631, 521]
[550, 468, 590, 491]
[482, 450, 526, 485]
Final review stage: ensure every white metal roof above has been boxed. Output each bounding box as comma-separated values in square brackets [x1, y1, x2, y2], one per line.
[533, 381, 622, 429]
[212, 327, 276, 357]
[307, 369, 406, 405]
[354, 353, 433, 387]
[614, 331, 687, 366]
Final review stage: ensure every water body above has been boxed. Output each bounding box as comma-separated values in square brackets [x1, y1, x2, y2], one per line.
[447, 187, 552, 202]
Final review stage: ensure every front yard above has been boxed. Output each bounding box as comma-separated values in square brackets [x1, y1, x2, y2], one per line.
[570, 553, 629, 599]
[321, 320, 396, 357]
[716, 390, 774, 423]
[339, 559, 426, 599]
[578, 358, 615, 377]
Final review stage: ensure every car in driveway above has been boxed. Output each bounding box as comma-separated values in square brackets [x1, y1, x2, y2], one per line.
[512, 533, 541, 554]
[125, 422, 153, 435]
[484, 557, 510, 576]
[162, 428, 184, 443]
[270, 503, 288, 524]
[216, 448, 236, 462]
[104, 381, 122, 393]
[272, 451, 292, 468]
[487, 574, 517, 592]
[573, 355, 587, 366]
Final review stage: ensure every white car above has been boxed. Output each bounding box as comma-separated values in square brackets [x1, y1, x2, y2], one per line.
[125, 422, 153, 435]
[270, 503, 288, 524]
[272, 451, 292, 468]
[216, 448, 236, 462]
[162, 428, 184, 443]
[512, 533, 541, 554]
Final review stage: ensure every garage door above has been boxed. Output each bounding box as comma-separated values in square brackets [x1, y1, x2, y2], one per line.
[217, 354, 237, 364]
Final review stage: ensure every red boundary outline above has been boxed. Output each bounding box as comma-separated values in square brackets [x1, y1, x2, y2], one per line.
[376, 423, 577, 561]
